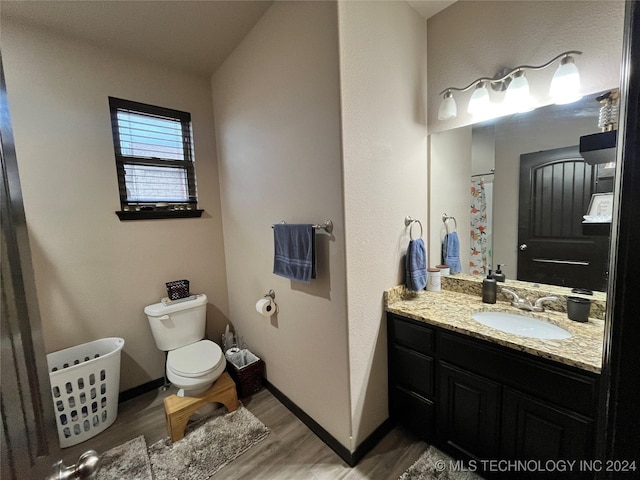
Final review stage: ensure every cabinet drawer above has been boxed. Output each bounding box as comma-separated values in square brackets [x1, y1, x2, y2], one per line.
[390, 386, 435, 441]
[389, 314, 434, 355]
[391, 344, 434, 398]
[439, 331, 598, 417]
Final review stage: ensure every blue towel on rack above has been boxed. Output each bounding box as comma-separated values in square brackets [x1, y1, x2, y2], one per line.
[273, 224, 316, 283]
[442, 232, 462, 274]
[406, 238, 427, 291]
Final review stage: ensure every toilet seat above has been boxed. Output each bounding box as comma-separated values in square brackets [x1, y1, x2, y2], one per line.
[167, 340, 224, 377]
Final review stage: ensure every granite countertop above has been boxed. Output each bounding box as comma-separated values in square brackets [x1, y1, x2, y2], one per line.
[385, 285, 605, 374]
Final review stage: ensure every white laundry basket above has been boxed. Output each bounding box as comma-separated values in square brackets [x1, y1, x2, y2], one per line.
[47, 337, 125, 448]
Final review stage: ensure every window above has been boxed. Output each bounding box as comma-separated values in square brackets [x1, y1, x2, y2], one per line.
[108, 97, 202, 219]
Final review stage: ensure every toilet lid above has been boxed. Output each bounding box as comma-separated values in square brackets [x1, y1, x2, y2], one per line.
[167, 340, 223, 377]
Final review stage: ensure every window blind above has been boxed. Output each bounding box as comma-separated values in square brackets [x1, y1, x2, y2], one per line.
[109, 97, 197, 208]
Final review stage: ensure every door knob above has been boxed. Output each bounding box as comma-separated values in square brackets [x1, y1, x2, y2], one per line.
[47, 450, 100, 480]
[519, 244, 528, 251]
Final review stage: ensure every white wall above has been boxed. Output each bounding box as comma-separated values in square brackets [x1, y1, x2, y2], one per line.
[337, 0, 428, 447]
[211, 1, 352, 448]
[427, 0, 625, 133]
[428, 127, 472, 270]
[213, 0, 429, 451]
[472, 125, 496, 177]
[2, 21, 229, 391]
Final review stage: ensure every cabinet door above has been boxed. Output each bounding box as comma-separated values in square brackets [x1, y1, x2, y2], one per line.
[438, 361, 501, 460]
[390, 386, 435, 441]
[502, 387, 593, 470]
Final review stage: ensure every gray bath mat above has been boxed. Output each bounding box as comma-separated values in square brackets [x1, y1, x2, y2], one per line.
[97, 405, 269, 479]
[96, 435, 152, 480]
[399, 446, 483, 479]
[148, 405, 270, 479]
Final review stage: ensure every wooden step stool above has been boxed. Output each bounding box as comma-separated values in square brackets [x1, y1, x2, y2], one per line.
[163, 372, 239, 442]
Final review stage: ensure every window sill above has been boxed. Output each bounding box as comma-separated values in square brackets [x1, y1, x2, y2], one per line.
[116, 209, 204, 221]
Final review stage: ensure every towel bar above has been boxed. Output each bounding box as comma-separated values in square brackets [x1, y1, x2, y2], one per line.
[271, 220, 333, 234]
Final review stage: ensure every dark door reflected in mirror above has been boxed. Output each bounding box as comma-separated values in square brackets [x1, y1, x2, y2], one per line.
[517, 146, 610, 291]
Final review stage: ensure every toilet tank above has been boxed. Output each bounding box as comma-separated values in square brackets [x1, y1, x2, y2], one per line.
[144, 294, 207, 351]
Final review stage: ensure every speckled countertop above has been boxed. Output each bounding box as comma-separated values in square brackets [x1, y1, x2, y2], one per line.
[385, 281, 605, 374]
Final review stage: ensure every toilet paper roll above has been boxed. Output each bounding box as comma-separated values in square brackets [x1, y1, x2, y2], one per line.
[256, 298, 276, 317]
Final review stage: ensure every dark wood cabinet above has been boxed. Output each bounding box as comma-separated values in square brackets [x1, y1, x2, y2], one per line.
[391, 344, 434, 398]
[501, 388, 593, 479]
[438, 362, 501, 460]
[390, 385, 435, 441]
[387, 313, 599, 477]
[387, 314, 436, 441]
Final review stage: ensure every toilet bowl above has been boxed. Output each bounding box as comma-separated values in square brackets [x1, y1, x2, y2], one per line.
[166, 339, 226, 396]
[144, 294, 227, 397]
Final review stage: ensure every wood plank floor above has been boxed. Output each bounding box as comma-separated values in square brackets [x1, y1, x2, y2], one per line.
[57, 384, 428, 479]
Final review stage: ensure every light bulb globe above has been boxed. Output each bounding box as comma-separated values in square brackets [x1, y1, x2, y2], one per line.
[550, 57, 582, 104]
[467, 83, 491, 116]
[505, 72, 532, 113]
[438, 91, 457, 120]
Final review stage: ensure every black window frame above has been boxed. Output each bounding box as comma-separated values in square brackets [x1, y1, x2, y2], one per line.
[108, 97, 203, 220]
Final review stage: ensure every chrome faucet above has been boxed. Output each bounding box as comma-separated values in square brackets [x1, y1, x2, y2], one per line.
[502, 288, 534, 310]
[501, 289, 559, 312]
[533, 296, 560, 312]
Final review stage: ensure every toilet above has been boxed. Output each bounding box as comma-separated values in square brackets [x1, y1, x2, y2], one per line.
[144, 294, 226, 397]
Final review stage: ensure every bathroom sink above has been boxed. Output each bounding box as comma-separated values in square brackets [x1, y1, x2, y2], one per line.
[471, 312, 571, 340]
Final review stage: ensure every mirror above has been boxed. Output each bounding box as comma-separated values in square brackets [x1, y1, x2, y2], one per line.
[429, 91, 616, 292]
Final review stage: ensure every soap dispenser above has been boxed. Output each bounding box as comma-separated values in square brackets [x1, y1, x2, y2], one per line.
[482, 270, 497, 304]
[493, 264, 506, 282]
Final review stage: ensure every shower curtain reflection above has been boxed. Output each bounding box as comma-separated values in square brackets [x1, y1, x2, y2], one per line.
[470, 176, 493, 275]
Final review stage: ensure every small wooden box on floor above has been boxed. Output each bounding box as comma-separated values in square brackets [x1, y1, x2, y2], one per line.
[163, 372, 238, 442]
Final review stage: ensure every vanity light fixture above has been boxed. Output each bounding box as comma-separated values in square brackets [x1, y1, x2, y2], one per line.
[549, 55, 582, 104]
[504, 70, 533, 113]
[467, 81, 491, 116]
[437, 50, 582, 120]
[437, 89, 457, 120]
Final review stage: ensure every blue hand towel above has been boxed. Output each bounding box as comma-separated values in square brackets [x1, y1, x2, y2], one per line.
[406, 238, 427, 291]
[442, 232, 462, 274]
[273, 224, 316, 283]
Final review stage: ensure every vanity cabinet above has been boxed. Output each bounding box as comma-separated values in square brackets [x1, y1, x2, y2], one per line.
[388, 314, 436, 441]
[387, 313, 599, 478]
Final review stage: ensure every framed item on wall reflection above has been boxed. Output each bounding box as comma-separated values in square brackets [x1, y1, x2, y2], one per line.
[587, 193, 614, 219]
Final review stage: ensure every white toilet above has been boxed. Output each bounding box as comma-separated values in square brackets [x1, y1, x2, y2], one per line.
[144, 294, 226, 397]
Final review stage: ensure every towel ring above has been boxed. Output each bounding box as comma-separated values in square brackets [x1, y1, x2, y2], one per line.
[442, 213, 457, 234]
[405, 216, 423, 240]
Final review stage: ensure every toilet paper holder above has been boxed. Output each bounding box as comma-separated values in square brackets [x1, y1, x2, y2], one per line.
[264, 290, 278, 313]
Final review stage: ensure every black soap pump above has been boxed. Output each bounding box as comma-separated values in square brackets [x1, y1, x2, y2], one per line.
[493, 264, 506, 282]
[482, 270, 497, 304]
